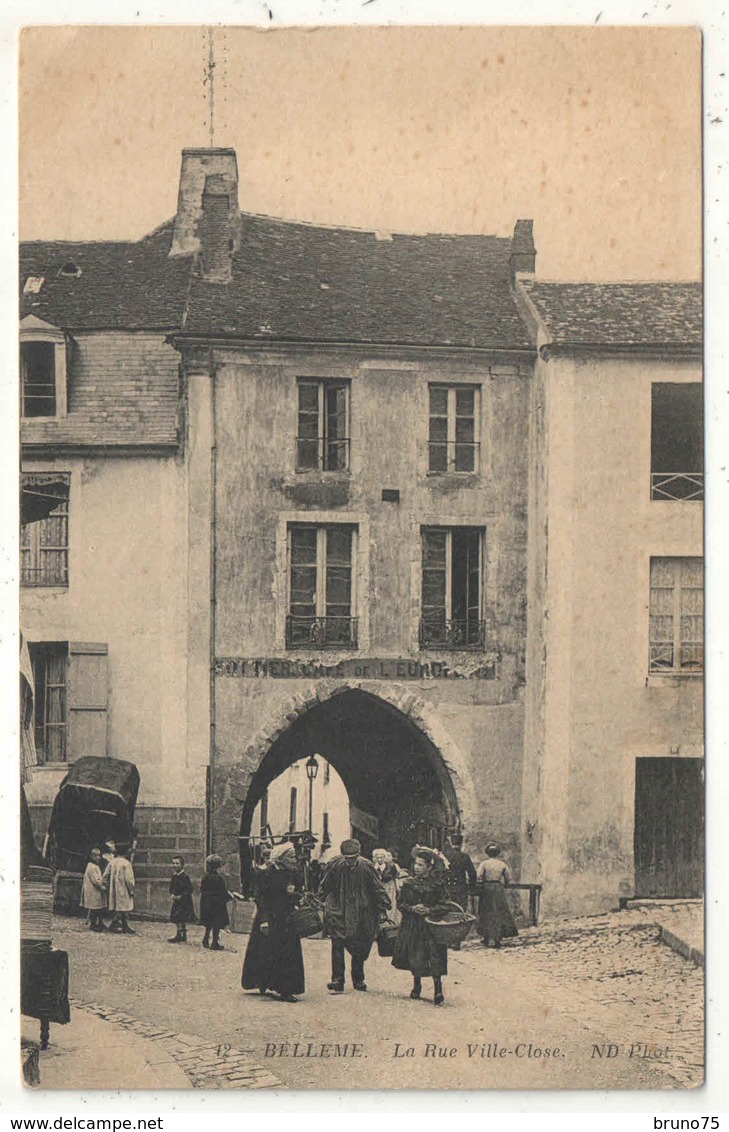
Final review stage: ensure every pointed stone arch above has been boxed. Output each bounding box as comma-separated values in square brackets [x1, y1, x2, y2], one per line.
[228, 679, 479, 840]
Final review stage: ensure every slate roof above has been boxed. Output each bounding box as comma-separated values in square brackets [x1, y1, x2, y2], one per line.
[20, 224, 189, 330]
[182, 214, 533, 350]
[521, 281, 702, 349]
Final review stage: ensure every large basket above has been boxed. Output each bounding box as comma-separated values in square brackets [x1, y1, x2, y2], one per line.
[425, 903, 476, 948]
[376, 921, 400, 957]
[291, 897, 324, 938]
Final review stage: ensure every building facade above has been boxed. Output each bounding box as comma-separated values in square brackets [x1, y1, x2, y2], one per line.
[517, 281, 703, 913]
[20, 147, 703, 917]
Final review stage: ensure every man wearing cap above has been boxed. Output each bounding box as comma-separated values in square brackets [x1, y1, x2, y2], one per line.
[318, 838, 391, 993]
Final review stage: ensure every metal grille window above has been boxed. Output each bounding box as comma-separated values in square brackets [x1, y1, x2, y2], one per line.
[29, 642, 68, 763]
[297, 379, 350, 471]
[649, 557, 704, 673]
[420, 527, 485, 648]
[651, 383, 703, 500]
[21, 342, 57, 417]
[287, 524, 357, 647]
[428, 385, 479, 473]
[21, 474, 70, 587]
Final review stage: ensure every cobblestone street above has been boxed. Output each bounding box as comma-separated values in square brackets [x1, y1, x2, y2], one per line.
[39, 913, 703, 1092]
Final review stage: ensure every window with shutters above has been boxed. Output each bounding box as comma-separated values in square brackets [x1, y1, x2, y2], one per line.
[649, 557, 703, 674]
[420, 527, 485, 649]
[287, 524, 357, 647]
[296, 379, 350, 471]
[28, 642, 68, 763]
[650, 383, 703, 500]
[428, 385, 480, 473]
[21, 473, 70, 587]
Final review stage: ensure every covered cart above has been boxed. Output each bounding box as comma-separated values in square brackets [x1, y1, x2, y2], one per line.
[45, 757, 140, 909]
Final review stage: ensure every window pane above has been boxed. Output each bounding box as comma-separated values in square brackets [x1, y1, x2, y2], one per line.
[651, 383, 703, 474]
[21, 342, 56, 417]
[298, 383, 319, 413]
[298, 413, 319, 440]
[290, 527, 317, 564]
[297, 439, 320, 470]
[325, 385, 347, 437]
[326, 527, 352, 565]
[429, 417, 447, 443]
[429, 387, 448, 416]
[422, 529, 447, 567]
[455, 388, 475, 417]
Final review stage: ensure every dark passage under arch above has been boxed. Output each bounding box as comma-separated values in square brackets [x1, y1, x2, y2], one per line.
[239, 688, 460, 876]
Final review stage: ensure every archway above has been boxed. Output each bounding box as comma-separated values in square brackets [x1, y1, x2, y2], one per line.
[239, 688, 463, 882]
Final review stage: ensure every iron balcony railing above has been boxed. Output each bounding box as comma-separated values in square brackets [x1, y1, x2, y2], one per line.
[428, 440, 480, 474]
[419, 618, 486, 650]
[286, 615, 359, 649]
[296, 437, 351, 472]
[650, 472, 704, 501]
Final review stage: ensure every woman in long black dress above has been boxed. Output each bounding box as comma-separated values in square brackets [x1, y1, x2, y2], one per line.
[241, 843, 305, 1003]
[391, 846, 451, 1006]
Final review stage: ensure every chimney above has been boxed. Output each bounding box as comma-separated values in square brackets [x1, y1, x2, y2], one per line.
[169, 148, 241, 281]
[510, 219, 536, 275]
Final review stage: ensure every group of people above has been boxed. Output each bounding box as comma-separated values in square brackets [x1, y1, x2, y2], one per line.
[80, 841, 137, 934]
[241, 835, 518, 1007]
[80, 832, 519, 1008]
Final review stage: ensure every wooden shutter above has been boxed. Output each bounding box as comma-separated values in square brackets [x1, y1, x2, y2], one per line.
[67, 643, 108, 760]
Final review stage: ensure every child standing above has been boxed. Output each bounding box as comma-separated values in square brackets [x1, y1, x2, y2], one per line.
[168, 855, 195, 944]
[199, 854, 243, 951]
[81, 847, 107, 931]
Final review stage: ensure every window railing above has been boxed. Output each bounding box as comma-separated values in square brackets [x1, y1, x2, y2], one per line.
[650, 472, 704, 501]
[428, 441, 480, 474]
[286, 615, 359, 649]
[649, 643, 704, 674]
[21, 561, 69, 587]
[419, 618, 486, 649]
[296, 437, 351, 472]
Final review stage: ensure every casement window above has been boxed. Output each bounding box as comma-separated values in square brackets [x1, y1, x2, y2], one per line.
[28, 641, 109, 763]
[287, 524, 357, 648]
[289, 787, 298, 833]
[296, 379, 350, 471]
[651, 383, 704, 500]
[21, 473, 70, 587]
[21, 342, 57, 417]
[649, 557, 703, 673]
[428, 385, 479, 473]
[19, 316, 68, 420]
[420, 527, 485, 648]
[29, 642, 68, 764]
[322, 812, 331, 845]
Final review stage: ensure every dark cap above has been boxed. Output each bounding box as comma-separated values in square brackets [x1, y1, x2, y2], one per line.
[340, 838, 361, 857]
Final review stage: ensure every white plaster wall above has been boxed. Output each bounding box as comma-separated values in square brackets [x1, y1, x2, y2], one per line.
[22, 452, 207, 808]
[536, 353, 703, 913]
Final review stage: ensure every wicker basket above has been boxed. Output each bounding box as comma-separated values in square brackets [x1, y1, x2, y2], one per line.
[425, 905, 476, 948]
[291, 896, 324, 938]
[376, 921, 400, 957]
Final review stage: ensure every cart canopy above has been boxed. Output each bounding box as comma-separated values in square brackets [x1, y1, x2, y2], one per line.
[46, 757, 140, 872]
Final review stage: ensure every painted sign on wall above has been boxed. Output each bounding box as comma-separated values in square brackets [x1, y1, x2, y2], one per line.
[214, 656, 497, 680]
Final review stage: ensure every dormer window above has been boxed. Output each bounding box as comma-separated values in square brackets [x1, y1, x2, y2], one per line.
[19, 316, 68, 420]
[59, 261, 82, 278]
[21, 342, 56, 416]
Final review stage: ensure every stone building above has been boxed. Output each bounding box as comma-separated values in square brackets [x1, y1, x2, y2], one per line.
[20, 146, 703, 917]
[19, 219, 210, 913]
[516, 281, 703, 913]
